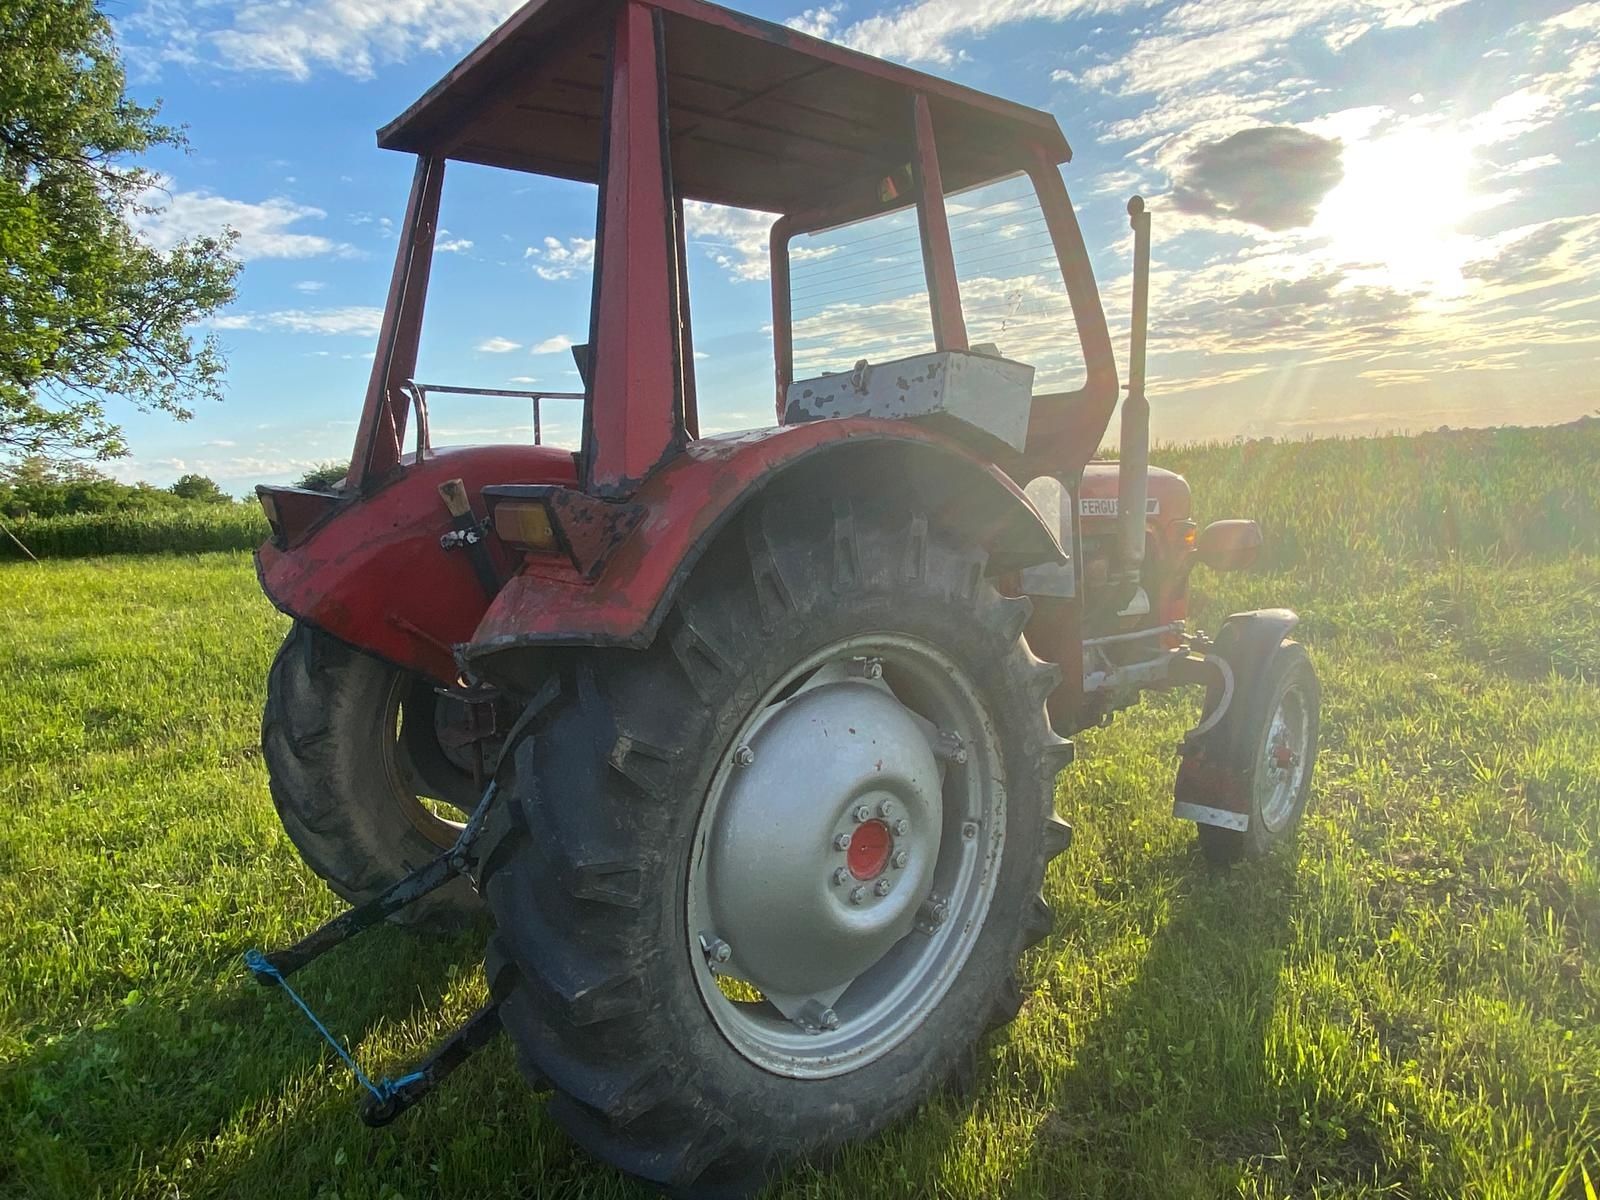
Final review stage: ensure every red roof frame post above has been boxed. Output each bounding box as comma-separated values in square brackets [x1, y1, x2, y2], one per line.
[348, 154, 444, 491]
[911, 93, 968, 354]
[582, 0, 685, 499]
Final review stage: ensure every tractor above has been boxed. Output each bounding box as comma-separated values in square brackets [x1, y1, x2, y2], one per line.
[246, 1, 1321, 1193]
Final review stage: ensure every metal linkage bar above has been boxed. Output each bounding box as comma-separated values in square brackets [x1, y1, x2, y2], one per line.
[244, 779, 506, 1126]
[359, 1002, 504, 1127]
[248, 852, 460, 982]
[248, 781, 498, 983]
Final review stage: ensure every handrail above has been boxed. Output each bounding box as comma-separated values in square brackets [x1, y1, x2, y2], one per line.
[407, 382, 584, 448]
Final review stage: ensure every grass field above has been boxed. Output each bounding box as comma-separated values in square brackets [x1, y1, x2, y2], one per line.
[1, 428, 1596, 1199]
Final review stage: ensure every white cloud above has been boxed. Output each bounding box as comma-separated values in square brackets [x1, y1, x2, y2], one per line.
[436, 234, 474, 254]
[507, 375, 539, 384]
[476, 336, 521, 353]
[202, 0, 521, 81]
[525, 235, 595, 280]
[210, 306, 385, 335]
[532, 334, 576, 354]
[786, 4, 845, 39]
[683, 202, 778, 282]
[131, 177, 353, 260]
[817, 0, 1144, 65]
[293, 280, 327, 293]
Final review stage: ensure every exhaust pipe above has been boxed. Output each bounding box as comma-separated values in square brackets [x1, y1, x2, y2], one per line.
[1117, 195, 1152, 585]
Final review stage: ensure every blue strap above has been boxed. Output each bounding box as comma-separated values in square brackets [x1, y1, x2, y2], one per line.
[245, 949, 426, 1104]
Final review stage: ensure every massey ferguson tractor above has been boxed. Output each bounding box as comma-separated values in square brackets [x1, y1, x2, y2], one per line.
[246, 1, 1320, 1193]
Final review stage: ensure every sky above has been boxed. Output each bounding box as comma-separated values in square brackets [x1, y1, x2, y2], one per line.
[104, 0, 1600, 495]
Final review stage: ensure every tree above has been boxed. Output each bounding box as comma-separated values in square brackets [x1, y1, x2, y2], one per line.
[296, 461, 348, 491]
[169, 472, 227, 503]
[0, 0, 240, 465]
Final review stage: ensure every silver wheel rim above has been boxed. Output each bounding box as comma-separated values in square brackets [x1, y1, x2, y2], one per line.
[1256, 681, 1310, 833]
[686, 633, 1005, 1079]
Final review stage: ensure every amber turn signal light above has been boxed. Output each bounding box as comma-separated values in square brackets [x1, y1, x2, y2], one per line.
[492, 500, 561, 553]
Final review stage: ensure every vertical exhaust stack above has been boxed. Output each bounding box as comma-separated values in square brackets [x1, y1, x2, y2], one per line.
[1117, 195, 1153, 586]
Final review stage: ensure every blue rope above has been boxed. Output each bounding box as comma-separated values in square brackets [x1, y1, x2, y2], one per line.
[245, 950, 425, 1104]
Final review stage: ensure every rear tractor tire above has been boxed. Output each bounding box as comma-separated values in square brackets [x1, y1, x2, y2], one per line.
[1196, 640, 1320, 867]
[477, 495, 1075, 1195]
[261, 622, 481, 922]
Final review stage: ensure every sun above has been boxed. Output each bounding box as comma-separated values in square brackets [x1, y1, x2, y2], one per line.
[1311, 120, 1481, 296]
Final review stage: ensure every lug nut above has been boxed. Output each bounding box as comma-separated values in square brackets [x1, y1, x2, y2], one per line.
[820, 1007, 841, 1030]
[962, 821, 979, 840]
[891, 849, 909, 869]
[874, 878, 893, 897]
[878, 798, 895, 818]
[853, 804, 871, 822]
[833, 832, 852, 851]
[849, 886, 866, 905]
[893, 818, 909, 836]
[733, 745, 755, 767]
[832, 867, 850, 886]
[700, 936, 732, 964]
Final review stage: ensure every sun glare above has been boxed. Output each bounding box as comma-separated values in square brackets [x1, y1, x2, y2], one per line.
[1311, 122, 1481, 296]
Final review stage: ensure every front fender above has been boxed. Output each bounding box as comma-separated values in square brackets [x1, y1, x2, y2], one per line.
[464, 420, 1063, 677]
[1174, 608, 1300, 826]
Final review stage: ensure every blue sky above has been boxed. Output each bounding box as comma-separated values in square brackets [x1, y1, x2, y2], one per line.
[108, 0, 1600, 494]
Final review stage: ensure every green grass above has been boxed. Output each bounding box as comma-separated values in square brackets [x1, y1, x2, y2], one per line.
[1, 428, 1597, 1199]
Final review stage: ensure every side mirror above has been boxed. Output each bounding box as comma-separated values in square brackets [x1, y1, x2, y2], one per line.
[1196, 519, 1262, 571]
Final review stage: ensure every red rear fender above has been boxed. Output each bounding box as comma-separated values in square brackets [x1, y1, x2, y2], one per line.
[256, 445, 578, 683]
[464, 420, 1064, 682]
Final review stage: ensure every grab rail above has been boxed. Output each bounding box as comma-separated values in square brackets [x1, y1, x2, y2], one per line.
[403, 382, 584, 457]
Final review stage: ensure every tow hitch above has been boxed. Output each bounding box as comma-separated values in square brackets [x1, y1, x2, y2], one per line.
[245, 780, 504, 1126]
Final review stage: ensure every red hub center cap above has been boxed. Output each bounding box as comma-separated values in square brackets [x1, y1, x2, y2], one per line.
[847, 819, 893, 879]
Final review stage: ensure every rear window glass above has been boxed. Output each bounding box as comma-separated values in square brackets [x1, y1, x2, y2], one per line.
[948, 174, 1084, 392]
[787, 206, 934, 381]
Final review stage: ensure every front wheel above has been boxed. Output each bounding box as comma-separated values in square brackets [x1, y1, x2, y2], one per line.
[476, 496, 1074, 1194]
[1196, 639, 1320, 866]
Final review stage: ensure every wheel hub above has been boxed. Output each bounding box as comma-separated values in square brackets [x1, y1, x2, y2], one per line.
[846, 819, 893, 880]
[1258, 687, 1310, 832]
[702, 679, 941, 1003]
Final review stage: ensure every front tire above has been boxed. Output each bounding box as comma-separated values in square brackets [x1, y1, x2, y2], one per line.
[1196, 639, 1320, 866]
[477, 496, 1074, 1194]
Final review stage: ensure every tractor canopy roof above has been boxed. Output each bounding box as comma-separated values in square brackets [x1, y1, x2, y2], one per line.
[377, 0, 1073, 214]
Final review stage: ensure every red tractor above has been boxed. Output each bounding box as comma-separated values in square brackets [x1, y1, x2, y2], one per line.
[247, 1, 1320, 1193]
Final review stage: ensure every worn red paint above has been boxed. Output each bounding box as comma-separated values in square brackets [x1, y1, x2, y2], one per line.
[464, 418, 1061, 672]
[584, 3, 683, 498]
[258, 444, 578, 683]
